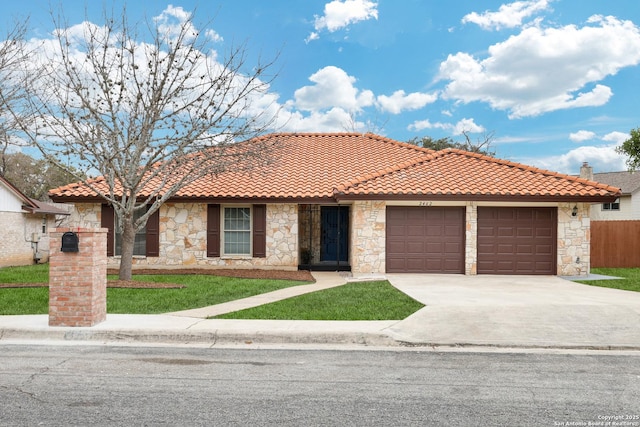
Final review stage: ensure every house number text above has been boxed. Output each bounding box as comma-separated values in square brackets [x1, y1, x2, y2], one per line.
[418, 201, 433, 206]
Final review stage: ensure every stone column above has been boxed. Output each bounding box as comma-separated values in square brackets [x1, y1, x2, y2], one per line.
[49, 228, 108, 327]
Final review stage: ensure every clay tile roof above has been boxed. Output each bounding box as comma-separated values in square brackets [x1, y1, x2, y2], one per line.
[335, 149, 621, 200]
[48, 133, 620, 202]
[49, 133, 434, 201]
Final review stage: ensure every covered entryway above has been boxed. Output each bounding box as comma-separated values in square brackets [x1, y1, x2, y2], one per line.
[477, 207, 557, 275]
[299, 205, 350, 271]
[386, 206, 465, 273]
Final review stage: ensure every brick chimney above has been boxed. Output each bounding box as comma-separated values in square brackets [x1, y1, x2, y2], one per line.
[580, 162, 593, 181]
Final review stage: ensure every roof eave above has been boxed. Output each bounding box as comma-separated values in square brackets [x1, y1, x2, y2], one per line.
[334, 193, 621, 203]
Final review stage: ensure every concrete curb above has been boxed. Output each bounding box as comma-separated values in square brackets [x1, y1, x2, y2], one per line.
[0, 327, 399, 347]
[4, 326, 640, 351]
[394, 340, 640, 352]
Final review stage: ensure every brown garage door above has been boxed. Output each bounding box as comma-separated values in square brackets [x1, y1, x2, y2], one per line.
[477, 207, 557, 275]
[386, 206, 465, 273]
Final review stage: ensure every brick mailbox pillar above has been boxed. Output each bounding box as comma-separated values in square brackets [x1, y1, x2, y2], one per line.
[49, 228, 108, 327]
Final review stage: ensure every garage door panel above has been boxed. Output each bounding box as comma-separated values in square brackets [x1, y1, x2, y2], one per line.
[497, 244, 515, 254]
[516, 244, 533, 254]
[406, 225, 425, 235]
[517, 228, 533, 237]
[535, 244, 553, 254]
[478, 207, 557, 275]
[535, 228, 553, 238]
[386, 206, 465, 273]
[443, 242, 462, 254]
[406, 241, 426, 253]
[498, 227, 515, 237]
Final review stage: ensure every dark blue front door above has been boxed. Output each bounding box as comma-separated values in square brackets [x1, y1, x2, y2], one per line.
[321, 206, 349, 262]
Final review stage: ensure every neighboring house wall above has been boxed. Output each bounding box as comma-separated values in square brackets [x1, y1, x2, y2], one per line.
[0, 212, 47, 267]
[632, 191, 640, 220]
[590, 195, 633, 221]
[0, 186, 56, 267]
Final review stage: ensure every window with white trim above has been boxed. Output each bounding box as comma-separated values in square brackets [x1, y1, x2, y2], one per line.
[223, 206, 251, 255]
[602, 198, 620, 211]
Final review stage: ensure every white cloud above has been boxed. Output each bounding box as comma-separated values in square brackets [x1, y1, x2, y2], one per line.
[292, 66, 374, 112]
[453, 118, 485, 135]
[602, 131, 629, 144]
[153, 5, 198, 42]
[308, 0, 378, 40]
[462, 0, 551, 31]
[205, 29, 223, 43]
[377, 90, 438, 114]
[569, 130, 596, 143]
[408, 119, 449, 132]
[438, 15, 640, 118]
[408, 117, 485, 135]
[279, 107, 363, 133]
[526, 144, 626, 174]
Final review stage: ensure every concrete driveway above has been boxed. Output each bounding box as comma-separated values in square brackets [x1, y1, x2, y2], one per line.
[385, 274, 640, 349]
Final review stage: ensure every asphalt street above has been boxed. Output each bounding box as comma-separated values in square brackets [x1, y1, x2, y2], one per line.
[1, 344, 639, 426]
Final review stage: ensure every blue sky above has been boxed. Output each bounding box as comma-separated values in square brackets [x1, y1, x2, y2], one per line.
[2, 0, 639, 174]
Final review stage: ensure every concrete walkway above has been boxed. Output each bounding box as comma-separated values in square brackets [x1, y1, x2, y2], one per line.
[168, 272, 348, 318]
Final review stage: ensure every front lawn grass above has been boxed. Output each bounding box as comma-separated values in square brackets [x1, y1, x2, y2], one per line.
[106, 275, 306, 314]
[576, 267, 640, 292]
[0, 264, 48, 283]
[213, 280, 425, 320]
[0, 265, 310, 315]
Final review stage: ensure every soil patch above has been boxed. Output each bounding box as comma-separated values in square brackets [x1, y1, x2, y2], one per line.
[0, 269, 315, 289]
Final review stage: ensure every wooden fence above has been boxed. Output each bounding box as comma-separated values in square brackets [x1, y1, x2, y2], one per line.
[591, 221, 640, 268]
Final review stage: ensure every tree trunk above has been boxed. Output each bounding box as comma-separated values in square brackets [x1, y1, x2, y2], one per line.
[118, 217, 136, 281]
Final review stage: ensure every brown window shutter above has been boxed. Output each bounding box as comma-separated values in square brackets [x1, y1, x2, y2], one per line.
[207, 204, 221, 257]
[146, 208, 160, 257]
[101, 204, 115, 257]
[253, 204, 267, 258]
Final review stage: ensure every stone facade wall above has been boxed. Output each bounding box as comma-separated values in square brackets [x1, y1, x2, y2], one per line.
[68, 203, 101, 228]
[66, 202, 298, 270]
[49, 228, 107, 327]
[465, 202, 478, 275]
[557, 202, 590, 276]
[350, 201, 386, 276]
[60, 200, 593, 276]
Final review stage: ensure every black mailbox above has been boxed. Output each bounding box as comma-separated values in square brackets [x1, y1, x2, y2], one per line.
[61, 232, 79, 252]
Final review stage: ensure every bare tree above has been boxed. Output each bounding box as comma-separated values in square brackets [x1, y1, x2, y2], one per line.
[0, 18, 31, 174]
[7, 7, 280, 279]
[460, 130, 495, 156]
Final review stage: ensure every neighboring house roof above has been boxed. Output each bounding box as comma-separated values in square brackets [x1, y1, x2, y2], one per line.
[1, 175, 70, 215]
[593, 171, 640, 196]
[49, 133, 621, 203]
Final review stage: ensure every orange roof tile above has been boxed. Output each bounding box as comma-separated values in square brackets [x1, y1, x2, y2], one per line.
[334, 149, 620, 200]
[49, 134, 620, 202]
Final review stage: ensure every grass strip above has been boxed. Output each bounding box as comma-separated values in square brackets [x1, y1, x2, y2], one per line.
[575, 267, 640, 292]
[213, 280, 424, 320]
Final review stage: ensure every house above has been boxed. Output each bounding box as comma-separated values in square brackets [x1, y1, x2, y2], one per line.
[579, 162, 640, 221]
[0, 175, 70, 267]
[49, 133, 620, 277]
